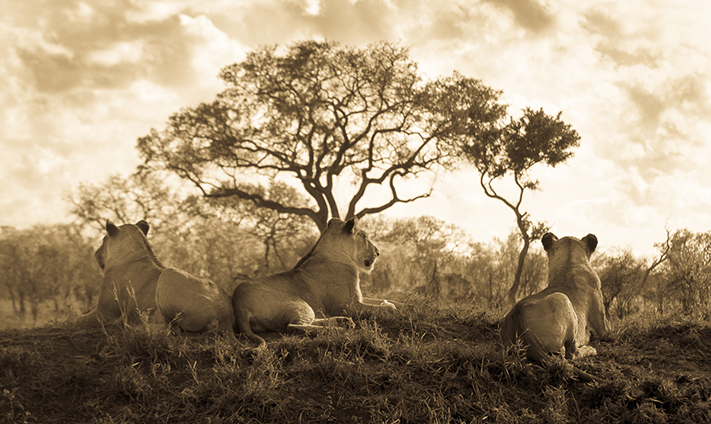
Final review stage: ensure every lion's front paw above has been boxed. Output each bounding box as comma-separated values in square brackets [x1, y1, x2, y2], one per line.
[381, 300, 397, 311]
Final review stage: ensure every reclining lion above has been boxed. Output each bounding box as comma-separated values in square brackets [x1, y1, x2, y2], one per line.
[232, 217, 397, 349]
[500, 232, 611, 381]
[77, 220, 162, 325]
[78, 220, 235, 342]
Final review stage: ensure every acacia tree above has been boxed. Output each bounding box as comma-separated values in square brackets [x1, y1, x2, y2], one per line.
[461, 107, 581, 305]
[137, 40, 501, 232]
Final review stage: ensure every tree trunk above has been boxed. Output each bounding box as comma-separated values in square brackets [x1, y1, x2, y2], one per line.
[18, 291, 27, 321]
[507, 238, 530, 305]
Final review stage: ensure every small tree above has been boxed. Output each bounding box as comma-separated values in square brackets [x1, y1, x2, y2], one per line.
[359, 216, 469, 297]
[66, 172, 192, 233]
[0, 224, 99, 323]
[461, 107, 581, 304]
[463, 241, 503, 307]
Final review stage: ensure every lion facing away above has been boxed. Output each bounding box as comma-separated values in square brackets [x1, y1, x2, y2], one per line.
[77, 220, 162, 325]
[500, 233, 611, 380]
[232, 217, 396, 349]
[78, 220, 236, 342]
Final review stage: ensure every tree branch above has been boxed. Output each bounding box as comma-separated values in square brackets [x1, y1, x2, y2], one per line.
[479, 172, 518, 213]
[354, 172, 432, 218]
[206, 187, 320, 223]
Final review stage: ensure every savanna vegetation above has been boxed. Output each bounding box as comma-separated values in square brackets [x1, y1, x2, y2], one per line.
[2, 40, 711, 422]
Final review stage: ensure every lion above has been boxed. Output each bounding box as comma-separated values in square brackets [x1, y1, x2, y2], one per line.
[500, 232, 611, 382]
[77, 220, 162, 325]
[78, 220, 236, 342]
[232, 217, 397, 349]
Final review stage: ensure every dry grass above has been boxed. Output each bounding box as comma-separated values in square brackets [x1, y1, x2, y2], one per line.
[1, 296, 711, 423]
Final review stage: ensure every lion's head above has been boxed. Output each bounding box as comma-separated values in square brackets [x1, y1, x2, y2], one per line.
[542, 232, 598, 274]
[95, 220, 153, 273]
[308, 217, 380, 273]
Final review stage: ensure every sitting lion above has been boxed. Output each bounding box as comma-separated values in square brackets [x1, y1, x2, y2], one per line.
[500, 232, 611, 381]
[78, 220, 236, 342]
[232, 217, 397, 349]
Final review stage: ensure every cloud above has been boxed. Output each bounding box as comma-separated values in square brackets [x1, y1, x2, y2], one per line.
[209, 0, 400, 46]
[0, 1, 249, 228]
[5, 2, 247, 96]
[85, 41, 146, 67]
[178, 14, 247, 96]
[483, 0, 555, 34]
[608, 71, 711, 177]
[572, 1, 711, 191]
[581, 7, 662, 69]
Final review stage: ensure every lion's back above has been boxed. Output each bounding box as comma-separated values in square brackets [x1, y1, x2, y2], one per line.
[546, 265, 603, 326]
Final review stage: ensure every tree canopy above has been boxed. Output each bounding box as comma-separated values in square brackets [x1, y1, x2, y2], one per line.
[137, 40, 502, 232]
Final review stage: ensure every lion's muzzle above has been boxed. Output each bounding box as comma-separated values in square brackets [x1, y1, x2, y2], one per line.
[364, 256, 378, 268]
[364, 246, 380, 268]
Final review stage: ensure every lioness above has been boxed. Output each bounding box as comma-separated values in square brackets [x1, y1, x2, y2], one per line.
[500, 233, 611, 380]
[78, 220, 236, 342]
[77, 220, 162, 325]
[232, 217, 396, 349]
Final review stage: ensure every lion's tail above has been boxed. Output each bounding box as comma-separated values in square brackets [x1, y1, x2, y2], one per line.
[571, 366, 603, 384]
[519, 329, 550, 364]
[521, 330, 602, 384]
[233, 306, 267, 350]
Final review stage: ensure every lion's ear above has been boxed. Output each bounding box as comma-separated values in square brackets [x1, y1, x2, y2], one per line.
[542, 232, 557, 251]
[106, 220, 120, 237]
[582, 234, 598, 253]
[136, 220, 150, 235]
[344, 217, 357, 234]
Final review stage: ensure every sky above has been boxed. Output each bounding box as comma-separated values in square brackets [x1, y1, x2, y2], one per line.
[2, 0, 711, 258]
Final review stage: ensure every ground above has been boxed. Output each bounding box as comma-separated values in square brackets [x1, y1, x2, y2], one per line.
[1, 297, 710, 423]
